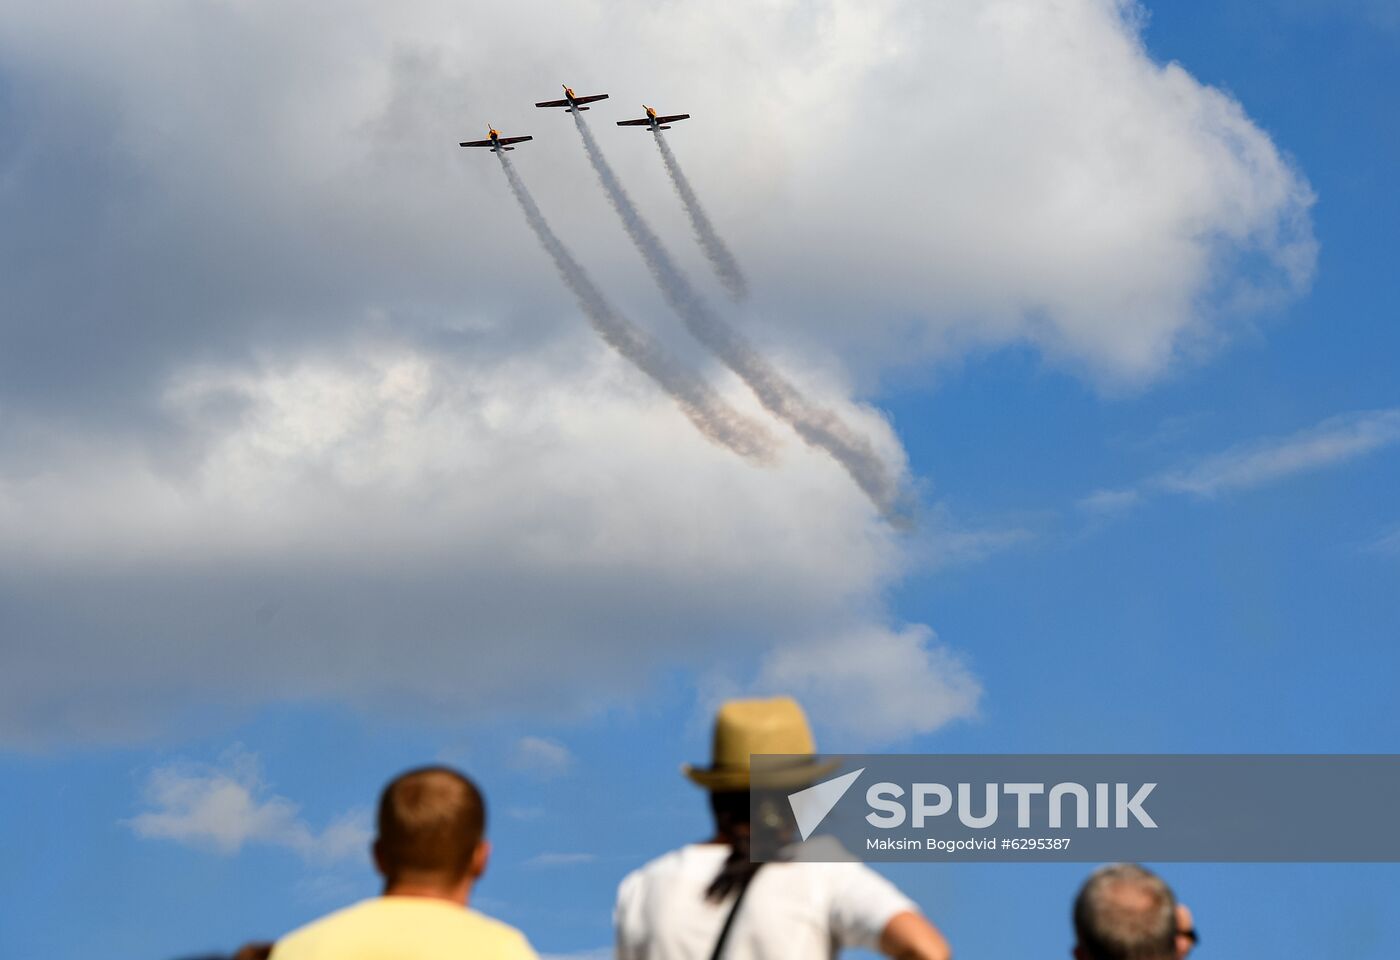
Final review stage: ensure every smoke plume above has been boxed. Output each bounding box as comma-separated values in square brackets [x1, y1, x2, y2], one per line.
[652, 132, 748, 302]
[570, 114, 905, 520]
[497, 151, 776, 464]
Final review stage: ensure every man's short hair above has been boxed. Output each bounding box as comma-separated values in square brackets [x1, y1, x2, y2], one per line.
[1073, 863, 1178, 960]
[375, 766, 486, 883]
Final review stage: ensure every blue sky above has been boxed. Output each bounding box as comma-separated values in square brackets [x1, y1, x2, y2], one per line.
[1, 1, 1398, 958]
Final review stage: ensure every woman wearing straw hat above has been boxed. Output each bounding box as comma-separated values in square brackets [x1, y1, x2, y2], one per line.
[615, 697, 951, 960]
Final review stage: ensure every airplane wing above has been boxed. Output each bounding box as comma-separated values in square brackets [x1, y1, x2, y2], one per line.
[616, 118, 653, 126]
[535, 98, 571, 108]
[654, 114, 690, 124]
[459, 138, 496, 147]
[495, 136, 533, 145]
[572, 93, 609, 105]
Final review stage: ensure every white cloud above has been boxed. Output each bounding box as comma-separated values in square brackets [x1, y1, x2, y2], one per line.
[505, 805, 547, 821]
[1270, 0, 1400, 32]
[1077, 408, 1400, 519]
[909, 507, 1037, 569]
[1156, 409, 1400, 497]
[523, 852, 598, 868]
[1363, 526, 1400, 556]
[512, 736, 575, 779]
[758, 624, 983, 745]
[0, 0, 1312, 396]
[0, 0, 1316, 745]
[127, 747, 370, 862]
[1078, 487, 1143, 514]
[0, 343, 923, 743]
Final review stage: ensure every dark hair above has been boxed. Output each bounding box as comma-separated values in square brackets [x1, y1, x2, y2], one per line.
[375, 766, 486, 885]
[705, 790, 761, 902]
[169, 945, 271, 960]
[1073, 863, 1177, 960]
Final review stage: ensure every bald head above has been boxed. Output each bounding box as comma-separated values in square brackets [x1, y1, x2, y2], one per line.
[1073, 864, 1178, 960]
[374, 766, 486, 890]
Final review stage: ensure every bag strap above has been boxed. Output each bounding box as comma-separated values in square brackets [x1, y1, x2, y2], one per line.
[708, 869, 759, 960]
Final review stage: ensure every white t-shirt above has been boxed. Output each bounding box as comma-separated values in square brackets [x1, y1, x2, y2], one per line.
[614, 843, 916, 960]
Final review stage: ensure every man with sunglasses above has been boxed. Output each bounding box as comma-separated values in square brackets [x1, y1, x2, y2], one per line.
[1072, 864, 1197, 960]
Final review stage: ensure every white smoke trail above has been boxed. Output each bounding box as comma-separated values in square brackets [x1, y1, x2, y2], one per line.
[652, 132, 748, 302]
[570, 113, 905, 521]
[496, 151, 776, 465]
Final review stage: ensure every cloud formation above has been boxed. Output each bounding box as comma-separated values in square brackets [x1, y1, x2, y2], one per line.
[1364, 526, 1400, 556]
[0, 0, 1315, 744]
[759, 625, 983, 745]
[1080, 408, 1400, 514]
[511, 736, 575, 779]
[524, 852, 598, 868]
[128, 747, 369, 861]
[0, 0, 1314, 414]
[1156, 409, 1400, 497]
[0, 343, 921, 743]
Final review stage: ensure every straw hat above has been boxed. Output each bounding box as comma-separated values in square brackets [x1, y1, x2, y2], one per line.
[684, 696, 835, 791]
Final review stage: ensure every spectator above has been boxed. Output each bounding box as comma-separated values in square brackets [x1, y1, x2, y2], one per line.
[615, 696, 952, 960]
[1174, 904, 1198, 958]
[1073, 863, 1192, 960]
[271, 765, 536, 960]
[169, 942, 270, 960]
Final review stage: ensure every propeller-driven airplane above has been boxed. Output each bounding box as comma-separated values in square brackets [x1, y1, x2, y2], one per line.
[616, 105, 691, 132]
[459, 126, 533, 152]
[535, 85, 609, 112]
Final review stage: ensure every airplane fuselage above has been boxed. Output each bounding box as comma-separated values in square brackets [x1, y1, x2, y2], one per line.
[535, 85, 608, 113]
[459, 125, 531, 152]
[629, 104, 679, 132]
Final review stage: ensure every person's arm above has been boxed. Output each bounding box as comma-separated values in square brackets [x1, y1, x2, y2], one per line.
[827, 859, 951, 960]
[878, 910, 952, 960]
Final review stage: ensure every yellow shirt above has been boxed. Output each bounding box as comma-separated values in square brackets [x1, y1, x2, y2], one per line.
[271, 896, 539, 960]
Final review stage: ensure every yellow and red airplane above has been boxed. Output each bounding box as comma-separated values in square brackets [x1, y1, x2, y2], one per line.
[534, 84, 609, 112]
[459, 126, 533, 152]
[616, 105, 691, 132]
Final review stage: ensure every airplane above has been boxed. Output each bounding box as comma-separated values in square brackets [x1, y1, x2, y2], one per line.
[459, 126, 533, 152]
[617, 105, 691, 132]
[534, 84, 609, 112]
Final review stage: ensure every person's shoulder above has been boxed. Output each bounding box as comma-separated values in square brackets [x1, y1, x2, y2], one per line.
[461, 909, 537, 958]
[463, 907, 531, 941]
[618, 844, 721, 904]
[270, 900, 377, 957]
[623, 845, 720, 885]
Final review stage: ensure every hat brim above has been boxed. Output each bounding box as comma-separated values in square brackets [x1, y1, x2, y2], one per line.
[683, 758, 839, 792]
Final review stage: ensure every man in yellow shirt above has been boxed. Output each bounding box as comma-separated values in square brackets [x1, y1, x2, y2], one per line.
[272, 765, 538, 960]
